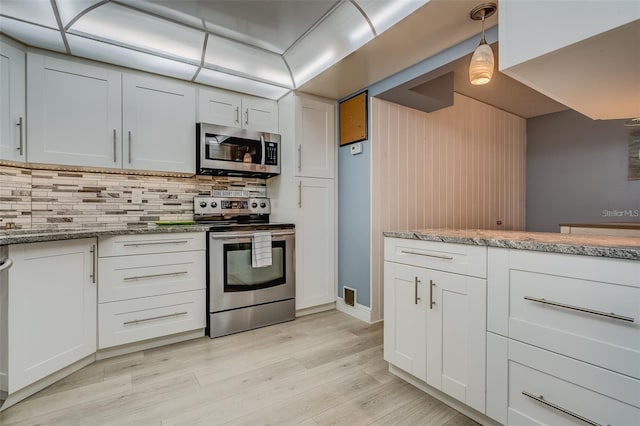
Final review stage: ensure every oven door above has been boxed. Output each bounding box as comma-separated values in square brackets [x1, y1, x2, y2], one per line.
[209, 230, 294, 312]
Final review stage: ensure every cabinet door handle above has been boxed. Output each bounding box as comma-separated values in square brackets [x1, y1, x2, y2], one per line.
[414, 277, 421, 304]
[0, 258, 13, 272]
[123, 311, 188, 326]
[113, 129, 117, 163]
[297, 145, 302, 172]
[128, 131, 132, 164]
[524, 296, 635, 323]
[90, 244, 96, 284]
[16, 117, 23, 155]
[400, 250, 454, 260]
[298, 181, 302, 208]
[522, 391, 601, 426]
[245, 108, 249, 125]
[429, 280, 436, 309]
[235, 106, 239, 123]
[123, 271, 188, 281]
[123, 240, 189, 247]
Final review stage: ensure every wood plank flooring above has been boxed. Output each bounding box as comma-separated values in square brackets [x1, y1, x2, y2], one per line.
[0, 310, 478, 426]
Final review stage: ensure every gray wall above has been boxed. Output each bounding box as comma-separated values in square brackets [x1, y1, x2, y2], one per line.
[526, 110, 640, 232]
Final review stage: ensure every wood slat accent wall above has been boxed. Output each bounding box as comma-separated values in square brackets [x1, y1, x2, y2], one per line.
[371, 94, 526, 321]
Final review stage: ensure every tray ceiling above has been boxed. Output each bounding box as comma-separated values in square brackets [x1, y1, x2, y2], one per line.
[0, 0, 428, 99]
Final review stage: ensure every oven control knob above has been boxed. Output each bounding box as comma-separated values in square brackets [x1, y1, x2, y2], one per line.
[260, 202, 266, 208]
[199, 201, 207, 208]
[210, 201, 217, 208]
[251, 202, 258, 208]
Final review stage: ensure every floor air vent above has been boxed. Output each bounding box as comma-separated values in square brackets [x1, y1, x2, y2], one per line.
[344, 287, 356, 307]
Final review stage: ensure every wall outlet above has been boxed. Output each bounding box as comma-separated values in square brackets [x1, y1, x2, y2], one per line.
[350, 142, 363, 155]
[131, 188, 143, 204]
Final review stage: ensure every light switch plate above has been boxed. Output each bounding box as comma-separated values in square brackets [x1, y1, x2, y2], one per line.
[350, 142, 363, 155]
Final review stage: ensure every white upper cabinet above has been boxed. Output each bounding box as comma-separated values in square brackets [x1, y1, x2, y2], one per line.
[198, 87, 278, 133]
[0, 40, 26, 162]
[295, 95, 335, 179]
[27, 53, 122, 168]
[499, 0, 640, 119]
[123, 73, 195, 173]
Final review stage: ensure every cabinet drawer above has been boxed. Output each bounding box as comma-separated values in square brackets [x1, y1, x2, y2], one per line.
[99, 232, 205, 256]
[384, 237, 486, 278]
[507, 340, 640, 426]
[505, 252, 640, 379]
[98, 290, 205, 349]
[98, 251, 205, 302]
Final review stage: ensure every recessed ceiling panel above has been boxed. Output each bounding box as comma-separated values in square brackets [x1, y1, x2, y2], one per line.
[0, 17, 66, 52]
[67, 34, 199, 80]
[204, 35, 292, 87]
[124, 0, 337, 54]
[0, 0, 57, 28]
[285, 1, 374, 87]
[69, 2, 205, 63]
[196, 68, 290, 100]
[55, 0, 106, 27]
[355, 0, 428, 34]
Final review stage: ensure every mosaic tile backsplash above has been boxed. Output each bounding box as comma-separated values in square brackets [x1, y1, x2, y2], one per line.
[0, 164, 266, 230]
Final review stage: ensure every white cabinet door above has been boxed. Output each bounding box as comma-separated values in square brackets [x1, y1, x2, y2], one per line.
[295, 96, 335, 178]
[383, 261, 428, 381]
[0, 40, 26, 161]
[27, 53, 122, 168]
[198, 87, 241, 128]
[295, 177, 335, 309]
[426, 269, 486, 413]
[7, 238, 97, 393]
[242, 95, 278, 133]
[123, 73, 196, 173]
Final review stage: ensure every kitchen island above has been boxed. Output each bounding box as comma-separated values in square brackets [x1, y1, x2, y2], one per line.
[383, 229, 639, 426]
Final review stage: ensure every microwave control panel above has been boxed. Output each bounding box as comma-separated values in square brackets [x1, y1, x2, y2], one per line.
[265, 142, 278, 166]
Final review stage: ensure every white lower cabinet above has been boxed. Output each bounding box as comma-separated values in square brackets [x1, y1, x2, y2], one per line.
[7, 239, 97, 393]
[97, 232, 206, 349]
[383, 237, 487, 414]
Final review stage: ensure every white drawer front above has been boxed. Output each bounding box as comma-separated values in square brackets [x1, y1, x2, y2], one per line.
[508, 267, 640, 379]
[98, 290, 205, 349]
[99, 251, 205, 302]
[507, 340, 640, 426]
[384, 237, 487, 278]
[99, 232, 205, 257]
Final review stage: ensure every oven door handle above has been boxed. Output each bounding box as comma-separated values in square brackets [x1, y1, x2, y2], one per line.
[210, 230, 295, 239]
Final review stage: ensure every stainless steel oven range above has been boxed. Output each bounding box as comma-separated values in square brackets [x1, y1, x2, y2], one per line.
[194, 193, 295, 338]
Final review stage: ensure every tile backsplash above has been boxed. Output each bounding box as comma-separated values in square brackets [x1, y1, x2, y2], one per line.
[0, 164, 266, 230]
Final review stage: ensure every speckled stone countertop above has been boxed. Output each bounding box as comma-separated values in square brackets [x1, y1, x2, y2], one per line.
[0, 224, 210, 246]
[383, 229, 640, 261]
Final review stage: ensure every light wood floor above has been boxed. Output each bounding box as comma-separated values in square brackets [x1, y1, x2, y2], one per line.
[0, 310, 478, 426]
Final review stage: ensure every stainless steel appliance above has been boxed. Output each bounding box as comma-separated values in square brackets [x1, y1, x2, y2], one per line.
[196, 123, 281, 178]
[0, 246, 11, 403]
[194, 193, 294, 338]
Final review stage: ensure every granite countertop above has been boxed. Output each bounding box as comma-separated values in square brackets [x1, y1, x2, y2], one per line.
[559, 222, 640, 230]
[383, 229, 640, 261]
[0, 224, 210, 246]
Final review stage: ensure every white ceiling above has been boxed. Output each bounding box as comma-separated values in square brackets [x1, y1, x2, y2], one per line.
[0, 0, 430, 99]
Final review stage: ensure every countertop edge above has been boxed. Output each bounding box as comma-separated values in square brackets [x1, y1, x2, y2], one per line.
[0, 225, 210, 246]
[383, 230, 640, 261]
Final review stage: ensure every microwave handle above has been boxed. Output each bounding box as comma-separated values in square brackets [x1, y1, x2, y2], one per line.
[260, 135, 266, 169]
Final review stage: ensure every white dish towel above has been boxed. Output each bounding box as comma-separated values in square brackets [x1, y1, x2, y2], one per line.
[252, 231, 272, 268]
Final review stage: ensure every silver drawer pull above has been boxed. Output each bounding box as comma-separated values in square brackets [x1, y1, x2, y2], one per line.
[524, 296, 635, 323]
[123, 311, 188, 326]
[522, 391, 601, 426]
[0, 258, 13, 272]
[400, 250, 454, 260]
[123, 271, 188, 281]
[123, 240, 189, 247]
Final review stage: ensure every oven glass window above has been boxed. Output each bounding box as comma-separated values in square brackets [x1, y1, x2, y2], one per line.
[223, 240, 286, 291]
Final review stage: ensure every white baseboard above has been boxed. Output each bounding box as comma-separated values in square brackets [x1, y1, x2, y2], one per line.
[96, 329, 204, 360]
[388, 364, 501, 426]
[296, 302, 335, 317]
[336, 297, 374, 323]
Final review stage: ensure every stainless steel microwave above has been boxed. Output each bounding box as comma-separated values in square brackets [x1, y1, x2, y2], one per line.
[196, 123, 281, 178]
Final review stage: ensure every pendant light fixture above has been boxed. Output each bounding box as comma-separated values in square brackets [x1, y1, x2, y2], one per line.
[469, 2, 497, 86]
